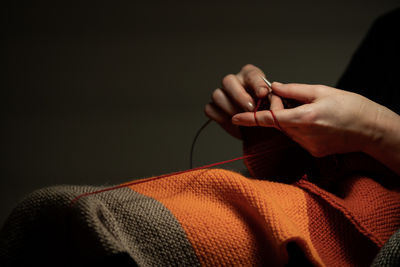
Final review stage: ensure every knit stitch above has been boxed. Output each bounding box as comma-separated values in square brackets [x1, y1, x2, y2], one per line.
[1, 131, 400, 266]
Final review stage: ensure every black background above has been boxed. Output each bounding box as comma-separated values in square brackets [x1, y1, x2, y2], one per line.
[2, 0, 399, 226]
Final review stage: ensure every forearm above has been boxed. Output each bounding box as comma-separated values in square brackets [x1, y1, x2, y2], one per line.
[363, 105, 400, 176]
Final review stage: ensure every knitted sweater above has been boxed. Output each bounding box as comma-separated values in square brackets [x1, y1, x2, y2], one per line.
[1, 127, 399, 266]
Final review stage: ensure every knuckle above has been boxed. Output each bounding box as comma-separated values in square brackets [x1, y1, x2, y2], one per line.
[316, 84, 328, 89]
[301, 106, 318, 123]
[246, 68, 259, 78]
[313, 85, 323, 94]
[241, 64, 255, 72]
[313, 85, 328, 96]
[259, 113, 271, 126]
[244, 70, 264, 85]
[211, 88, 222, 102]
[222, 74, 235, 87]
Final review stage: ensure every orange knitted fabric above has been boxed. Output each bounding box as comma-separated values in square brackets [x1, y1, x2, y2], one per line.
[127, 167, 400, 266]
[129, 169, 321, 266]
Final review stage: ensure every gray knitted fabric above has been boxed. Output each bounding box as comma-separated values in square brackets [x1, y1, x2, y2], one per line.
[372, 229, 400, 267]
[0, 185, 200, 266]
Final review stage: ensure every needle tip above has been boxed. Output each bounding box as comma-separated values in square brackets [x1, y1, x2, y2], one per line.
[260, 76, 272, 89]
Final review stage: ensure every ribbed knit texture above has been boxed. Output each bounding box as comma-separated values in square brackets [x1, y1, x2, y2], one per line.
[241, 127, 400, 266]
[130, 169, 322, 266]
[372, 229, 400, 266]
[0, 186, 200, 266]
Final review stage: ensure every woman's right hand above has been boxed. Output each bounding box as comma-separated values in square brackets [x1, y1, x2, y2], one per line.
[204, 64, 283, 139]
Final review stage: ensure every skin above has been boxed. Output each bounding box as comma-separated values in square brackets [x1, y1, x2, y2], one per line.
[205, 64, 400, 176]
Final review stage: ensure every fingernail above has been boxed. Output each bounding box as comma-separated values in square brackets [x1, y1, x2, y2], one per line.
[273, 81, 283, 86]
[232, 116, 239, 124]
[247, 102, 254, 112]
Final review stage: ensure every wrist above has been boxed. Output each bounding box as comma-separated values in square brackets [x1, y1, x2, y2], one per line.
[362, 103, 400, 175]
[361, 104, 385, 156]
[352, 95, 385, 155]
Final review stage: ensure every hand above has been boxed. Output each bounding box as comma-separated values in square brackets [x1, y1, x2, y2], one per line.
[232, 82, 382, 157]
[204, 64, 284, 139]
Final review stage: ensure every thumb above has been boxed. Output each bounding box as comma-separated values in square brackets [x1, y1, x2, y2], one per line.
[272, 82, 320, 103]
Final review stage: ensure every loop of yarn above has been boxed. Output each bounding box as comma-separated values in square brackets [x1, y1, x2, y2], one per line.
[253, 98, 283, 132]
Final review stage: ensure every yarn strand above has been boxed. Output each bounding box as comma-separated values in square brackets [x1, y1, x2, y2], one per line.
[71, 97, 283, 205]
[190, 119, 212, 168]
[70, 153, 255, 206]
[254, 99, 262, 126]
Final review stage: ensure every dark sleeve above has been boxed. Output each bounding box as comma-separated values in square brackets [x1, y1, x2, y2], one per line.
[337, 8, 400, 115]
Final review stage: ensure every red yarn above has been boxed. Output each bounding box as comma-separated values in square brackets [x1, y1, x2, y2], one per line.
[71, 97, 284, 205]
[269, 110, 283, 131]
[253, 98, 283, 132]
[70, 154, 256, 206]
[254, 99, 262, 126]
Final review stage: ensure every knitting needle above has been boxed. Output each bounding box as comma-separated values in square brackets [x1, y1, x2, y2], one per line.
[261, 76, 301, 109]
[260, 76, 272, 89]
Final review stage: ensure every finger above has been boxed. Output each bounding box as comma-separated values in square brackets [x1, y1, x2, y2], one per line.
[221, 74, 255, 112]
[232, 111, 275, 128]
[237, 64, 270, 99]
[211, 88, 241, 116]
[232, 104, 312, 127]
[204, 103, 231, 124]
[271, 82, 321, 103]
[270, 93, 284, 110]
[204, 103, 242, 139]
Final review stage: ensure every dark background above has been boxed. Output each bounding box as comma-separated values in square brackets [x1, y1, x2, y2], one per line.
[2, 0, 399, 227]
